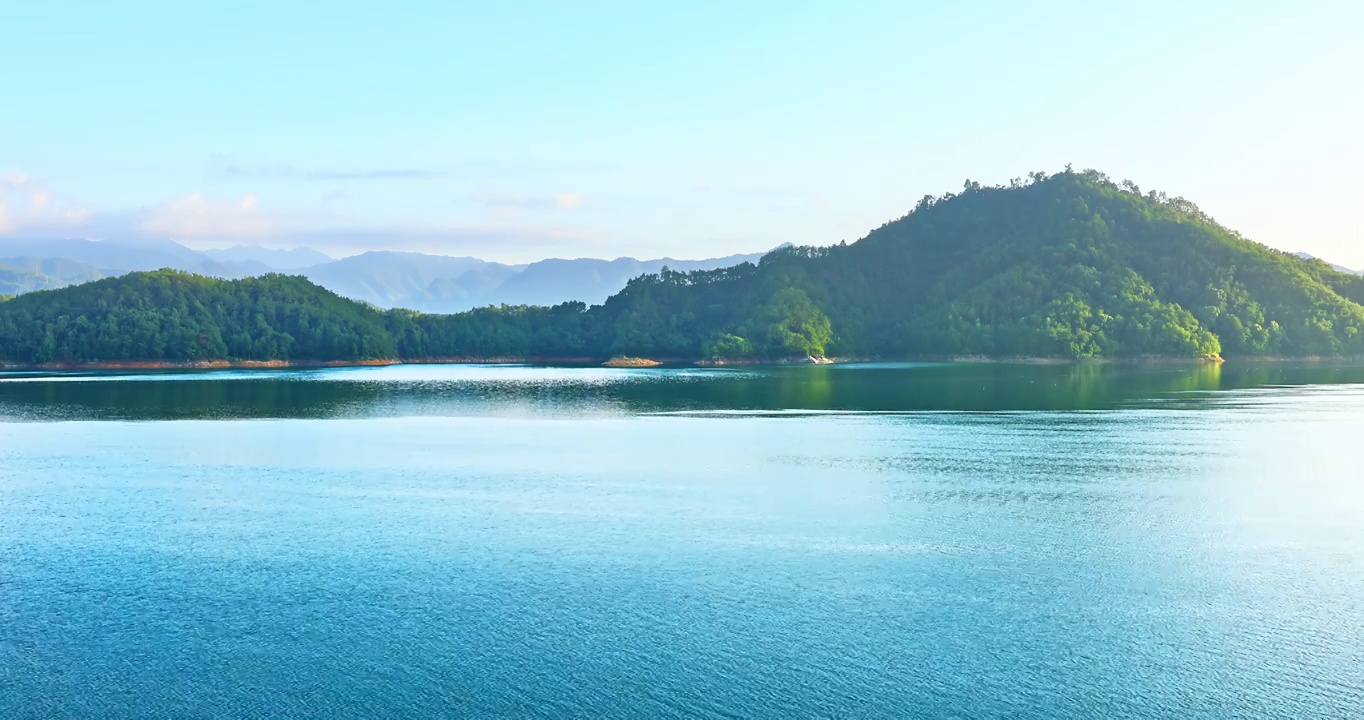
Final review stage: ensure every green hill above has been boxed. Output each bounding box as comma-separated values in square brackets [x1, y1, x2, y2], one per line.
[0, 271, 396, 364]
[584, 169, 1364, 360]
[3, 169, 1363, 366]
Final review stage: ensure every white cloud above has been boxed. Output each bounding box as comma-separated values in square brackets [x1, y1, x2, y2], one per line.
[30, 190, 54, 211]
[142, 192, 272, 238]
[0, 172, 31, 190]
[60, 206, 92, 225]
[0, 171, 92, 236]
[0, 172, 608, 261]
[480, 191, 584, 215]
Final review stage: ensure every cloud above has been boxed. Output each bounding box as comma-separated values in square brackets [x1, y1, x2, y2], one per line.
[117, 199, 601, 256]
[210, 155, 446, 182]
[0, 171, 608, 261]
[0, 171, 93, 236]
[141, 192, 273, 238]
[60, 207, 92, 224]
[1, 172, 32, 190]
[480, 191, 584, 213]
[30, 190, 54, 211]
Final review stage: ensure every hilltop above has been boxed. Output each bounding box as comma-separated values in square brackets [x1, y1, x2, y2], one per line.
[591, 169, 1364, 360]
[0, 272, 396, 364]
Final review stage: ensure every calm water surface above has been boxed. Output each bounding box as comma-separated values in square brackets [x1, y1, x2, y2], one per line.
[2, 363, 1363, 718]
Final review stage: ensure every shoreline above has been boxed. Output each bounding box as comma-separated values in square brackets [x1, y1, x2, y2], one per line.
[398, 356, 601, 365]
[691, 355, 1227, 366]
[0, 359, 401, 371]
[5, 354, 1360, 373]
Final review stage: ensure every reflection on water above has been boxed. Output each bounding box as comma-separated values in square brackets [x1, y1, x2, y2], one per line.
[2, 363, 1364, 717]
[3, 361, 1364, 421]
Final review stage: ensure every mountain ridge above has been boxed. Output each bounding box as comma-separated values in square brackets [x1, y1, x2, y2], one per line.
[0, 238, 776, 310]
[202, 244, 333, 269]
[1294, 252, 1361, 276]
[0, 256, 111, 296]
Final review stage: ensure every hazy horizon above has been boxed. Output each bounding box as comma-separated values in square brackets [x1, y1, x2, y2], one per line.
[0, 235, 797, 267]
[3, 1, 1360, 266]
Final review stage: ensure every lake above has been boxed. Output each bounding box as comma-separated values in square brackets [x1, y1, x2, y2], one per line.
[2, 362, 1363, 718]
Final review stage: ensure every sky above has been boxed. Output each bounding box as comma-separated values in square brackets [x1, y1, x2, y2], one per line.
[1, 0, 1361, 265]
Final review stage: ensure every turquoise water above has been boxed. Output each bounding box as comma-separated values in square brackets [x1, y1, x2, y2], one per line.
[2, 363, 1363, 718]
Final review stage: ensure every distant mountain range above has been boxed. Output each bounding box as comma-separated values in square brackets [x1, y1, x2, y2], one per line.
[202, 244, 333, 269]
[478, 252, 778, 309]
[1294, 252, 1361, 276]
[0, 239, 779, 311]
[0, 238, 208, 273]
[0, 256, 110, 296]
[300, 252, 513, 310]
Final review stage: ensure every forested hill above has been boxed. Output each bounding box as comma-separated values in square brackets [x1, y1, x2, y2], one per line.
[3, 169, 1364, 365]
[0, 272, 398, 364]
[568, 169, 1364, 361]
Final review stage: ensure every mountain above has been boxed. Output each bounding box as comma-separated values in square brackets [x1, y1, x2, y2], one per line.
[299, 251, 513, 309]
[0, 236, 774, 312]
[297, 249, 770, 312]
[0, 238, 275, 283]
[8, 170, 1364, 366]
[482, 251, 771, 308]
[389, 170, 1364, 362]
[0, 256, 111, 295]
[0, 239, 298, 284]
[593, 171, 1364, 360]
[1293, 252, 1360, 275]
[0, 238, 207, 272]
[185, 258, 276, 280]
[424, 265, 523, 309]
[0, 271, 396, 363]
[482, 257, 652, 308]
[203, 244, 332, 269]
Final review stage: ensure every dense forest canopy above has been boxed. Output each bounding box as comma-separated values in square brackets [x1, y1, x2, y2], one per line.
[0, 272, 397, 363]
[3, 169, 1364, 365]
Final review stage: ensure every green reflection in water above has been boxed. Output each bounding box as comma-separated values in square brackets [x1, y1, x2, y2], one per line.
[0, 360, 1360, 422]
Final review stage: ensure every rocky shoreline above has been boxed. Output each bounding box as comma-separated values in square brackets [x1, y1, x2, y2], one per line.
[601, 357, 664, 368]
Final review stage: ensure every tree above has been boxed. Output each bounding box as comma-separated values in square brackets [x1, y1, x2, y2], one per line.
[744, 287, 833, 358]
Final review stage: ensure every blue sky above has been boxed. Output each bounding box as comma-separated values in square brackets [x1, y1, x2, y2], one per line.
[1, 0, 1360, 264]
